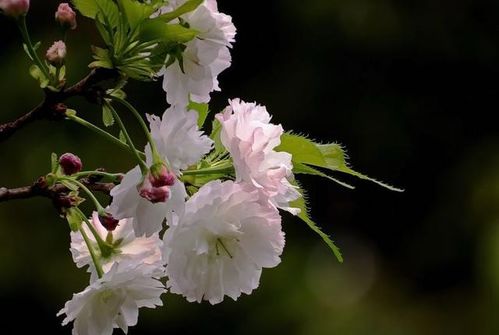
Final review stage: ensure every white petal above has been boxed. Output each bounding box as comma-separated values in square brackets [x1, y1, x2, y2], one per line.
[216, 99, 300, 213]
[164, 180, 284, 304]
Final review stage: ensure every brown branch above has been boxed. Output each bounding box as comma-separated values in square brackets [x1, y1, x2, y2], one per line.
[0, 68, 121, 142]
[0, 178, 115, 205]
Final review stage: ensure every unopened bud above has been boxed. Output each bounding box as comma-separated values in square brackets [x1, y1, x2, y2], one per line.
[139, 185, 170, 204]
[55, 3, 76, 30]
[46, 40, 66, 65]
[149, 164, 175, 187]
[59, 153, 82, 175]
[99, 213, 119, 231]
[0, 0, 29, 18]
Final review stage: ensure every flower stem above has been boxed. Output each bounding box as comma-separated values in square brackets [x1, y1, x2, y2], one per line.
[60, 177, 106, 213]
[109, 96, 162, 164]
[105, 101, 149, 173]
[182, 164, 234, 176]
[74, 207, 113, 259]
[17, 16, 50, 80]
[66, 113, 145, 160]
[78, 223, 104, 278]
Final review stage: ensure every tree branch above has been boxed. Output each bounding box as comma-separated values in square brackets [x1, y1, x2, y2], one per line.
[0, 179, 115, 203]
[0, 68, 121, 142]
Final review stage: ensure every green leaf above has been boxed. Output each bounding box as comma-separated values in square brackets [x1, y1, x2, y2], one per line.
[95, 0, 120, 28]
[22, 43, 33, 61]
[95, 19, 112, 45]
[90, 46, 114, 69]
[210, 119, 225, 154]
[140, 19, 198, 44]
[119, 130, 127, 143]
[158, 0, 203, 22]
[51, 153, 59, 174]
[277, 133, 403, 192]
[48, 64, 57, 77]
[92, 46, 110, 58]
[121, 0, 155, 30]
[29, 65, 49, 88]
[72, 0, 99, 18]
[187, 101, 209, 128]
[293, 162, 355, 189]
[108, 88, 127, 99]
[290, 187, 343, 262]
[66, 208, 81, 232]
[89, 60, 114, 69]
[58, 65, 66, 81]
[102, 103, 115, 127]
[118, 61, 155, 80]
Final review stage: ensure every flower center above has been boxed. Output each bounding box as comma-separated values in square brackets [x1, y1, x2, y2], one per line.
[214, 238, 233, 259]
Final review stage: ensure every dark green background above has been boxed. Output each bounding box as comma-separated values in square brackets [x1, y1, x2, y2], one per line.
[2, 0, 499, 334]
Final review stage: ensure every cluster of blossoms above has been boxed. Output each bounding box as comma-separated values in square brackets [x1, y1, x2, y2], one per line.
[1, 0, 399, 334]
[58, 1, 297, 334]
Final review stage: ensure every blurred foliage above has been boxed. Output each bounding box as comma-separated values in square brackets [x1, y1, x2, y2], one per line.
[2, 0, 499, 334]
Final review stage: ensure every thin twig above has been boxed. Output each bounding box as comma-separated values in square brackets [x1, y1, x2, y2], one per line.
[0, 68, 121, 142]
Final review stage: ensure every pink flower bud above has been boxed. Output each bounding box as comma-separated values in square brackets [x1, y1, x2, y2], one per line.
[139, 185, 170, 204]
[0, 0, 29, 18]
[55, 3, 76, 30]
[99, 213, 120, 231]
[59, 153, 83, 175]
[148, 164, 175, 187]
[45, 40, 66, 65]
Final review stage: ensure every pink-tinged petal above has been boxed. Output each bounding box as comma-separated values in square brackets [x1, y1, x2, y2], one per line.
[163, 180, 284, 304]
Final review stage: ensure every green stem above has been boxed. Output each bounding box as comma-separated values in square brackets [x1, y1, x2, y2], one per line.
[75, 207, 113, 259]
[182, 164, 234, 176]
[105, 101, 149, 173]
[79, 224, 104, 278]
[110, 96, 161, 163]
[66, 114, 146, 160]
[17, 16, 50, 80]
[60, 177, 106, 213]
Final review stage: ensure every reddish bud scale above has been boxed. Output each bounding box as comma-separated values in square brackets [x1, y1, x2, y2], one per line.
[149, 165, 176, 187]
[99, 213, 119, 231]
[139, 186, 170, 204]
[54, 194, 77, 209]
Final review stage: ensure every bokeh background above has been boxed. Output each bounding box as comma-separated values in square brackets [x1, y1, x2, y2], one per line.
[2, 0, 499, 334]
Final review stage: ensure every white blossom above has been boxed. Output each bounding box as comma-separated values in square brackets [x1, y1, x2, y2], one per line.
[109, 104, 212, 235]
[163, 180, 285, 304]
[159, 0, 236, 106]
[147, 105, 213, 173]
[109, 166, 188, 236]
[216, 98, 301, 214]
[58, 262, 165, 335]
[70, 212, 164, 281]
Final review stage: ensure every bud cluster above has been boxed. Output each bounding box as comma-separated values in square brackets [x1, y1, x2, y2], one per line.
[138, 164, 175, 204]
